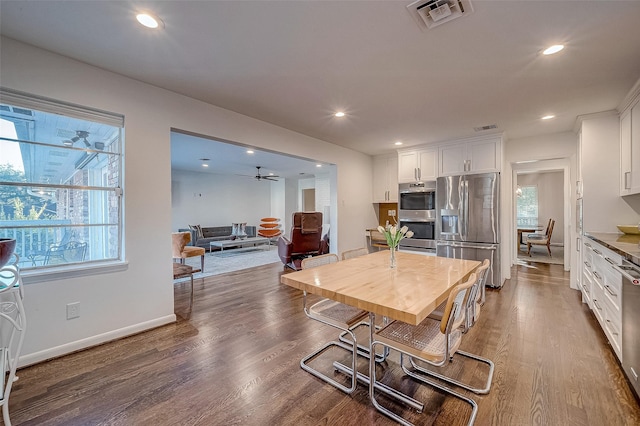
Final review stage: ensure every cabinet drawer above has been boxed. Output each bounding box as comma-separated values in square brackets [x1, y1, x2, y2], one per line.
[602, 266, 622, 312]
[581, 269, 592, 307]
[592, 290, 605, 327]
[603, 301, 622, 361]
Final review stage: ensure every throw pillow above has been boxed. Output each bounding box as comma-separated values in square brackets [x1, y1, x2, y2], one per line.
[189, 224, 204, 240]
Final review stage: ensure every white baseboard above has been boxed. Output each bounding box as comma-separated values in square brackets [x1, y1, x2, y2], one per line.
[18, 314, 176, 368]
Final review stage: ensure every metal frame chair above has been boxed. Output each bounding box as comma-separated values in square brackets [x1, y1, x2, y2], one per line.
[300, 254, 369, 394]
[43, 241, 88, 265]
[340, 247, 369, 260]
[369, 273, 479, 426]
[414, 260, 494, 395]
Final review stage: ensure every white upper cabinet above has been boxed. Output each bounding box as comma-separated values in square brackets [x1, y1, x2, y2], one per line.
[372, 154, 398, 203]
[439, 137, 501, 176]
[398, 148, 437, 183]
[620, 95, 640, 195]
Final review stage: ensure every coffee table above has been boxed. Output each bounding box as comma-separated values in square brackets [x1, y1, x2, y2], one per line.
[209, 236, 270, 253]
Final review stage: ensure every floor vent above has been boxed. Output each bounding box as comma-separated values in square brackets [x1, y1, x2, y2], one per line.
[407, 0, 473, 29]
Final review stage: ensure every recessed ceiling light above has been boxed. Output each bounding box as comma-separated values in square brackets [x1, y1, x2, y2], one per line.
[202, 164, 209, 168]
[268, 173, 274, 176]
[136, 12, 163, 29]
[316, 164, 322, 168]
[394, 141, 403, 146]
[542, 44, 564, 55]
[247, 150, 254, 154]
[334, 112, 345, 118]
[541, 115, 555, 120]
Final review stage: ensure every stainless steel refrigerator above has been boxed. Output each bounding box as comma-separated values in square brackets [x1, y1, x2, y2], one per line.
[436, 172, 502, 287]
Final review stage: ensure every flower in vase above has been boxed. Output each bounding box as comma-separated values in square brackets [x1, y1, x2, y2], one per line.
[376, 225, 414, 249]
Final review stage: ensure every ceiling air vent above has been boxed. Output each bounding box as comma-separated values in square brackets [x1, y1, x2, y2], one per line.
[407, 0, 473, 29]
[474, 124, 498, 132]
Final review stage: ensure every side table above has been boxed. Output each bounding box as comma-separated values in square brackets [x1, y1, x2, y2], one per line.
[0, 254, 26, 426]
[173, 263, 201, 311]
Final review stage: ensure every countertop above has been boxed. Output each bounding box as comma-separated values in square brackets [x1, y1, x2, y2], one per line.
[584, 232, 640, 265]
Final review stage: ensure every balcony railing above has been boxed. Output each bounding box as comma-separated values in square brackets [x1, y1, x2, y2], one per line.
[0, 220, 73, 268]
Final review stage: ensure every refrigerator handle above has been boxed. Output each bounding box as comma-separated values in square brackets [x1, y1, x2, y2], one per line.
[437, 241, 498, 250]
[463, 178, 469, 241]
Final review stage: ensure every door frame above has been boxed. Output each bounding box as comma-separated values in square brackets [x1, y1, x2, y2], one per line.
[511, 158, 571, 271]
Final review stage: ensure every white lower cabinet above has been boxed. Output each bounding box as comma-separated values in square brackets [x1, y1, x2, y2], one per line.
[582, 238, 623, 361]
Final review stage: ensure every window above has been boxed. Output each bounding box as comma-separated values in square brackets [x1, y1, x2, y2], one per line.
[516, 185, 538, 226]
[0, 88, 123, 270]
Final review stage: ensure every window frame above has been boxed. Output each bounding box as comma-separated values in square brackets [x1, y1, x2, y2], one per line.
[516, 184, 539, 227]
[0, 88, 125, 276]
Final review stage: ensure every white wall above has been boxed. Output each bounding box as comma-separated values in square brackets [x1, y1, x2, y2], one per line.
[504, 131, 576, 276]
[171, 169, 271, 231]
[1, 37, 376, 365]
[581, 113, 640, 231]
[517, 171, 564, 245]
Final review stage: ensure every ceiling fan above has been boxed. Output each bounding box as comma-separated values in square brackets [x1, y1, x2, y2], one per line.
[252, 166, 279, 181]
[63, 130, 91, 147]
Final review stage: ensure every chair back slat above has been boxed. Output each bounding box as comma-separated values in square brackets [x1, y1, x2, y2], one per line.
[341, 247, 369, 260]
[301, 253, 339, 269]
[440, 273, 476, 334]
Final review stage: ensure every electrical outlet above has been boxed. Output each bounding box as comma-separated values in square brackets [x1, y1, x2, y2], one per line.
[389, 209, 396, 217]
[66, 302, 80, 320]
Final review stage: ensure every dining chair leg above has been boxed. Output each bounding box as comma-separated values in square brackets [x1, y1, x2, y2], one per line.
[369, 344, 478, 426]
[407, 350, 495, 395]
[200, 254, 205, 271]
[300, 329, 359, 394]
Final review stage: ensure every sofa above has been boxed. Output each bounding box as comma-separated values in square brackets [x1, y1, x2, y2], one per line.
[178, 225, 257, 251]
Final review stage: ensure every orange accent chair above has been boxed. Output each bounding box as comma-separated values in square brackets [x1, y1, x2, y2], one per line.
[258, 217, 282, 240]
[172, 232, 205, 272]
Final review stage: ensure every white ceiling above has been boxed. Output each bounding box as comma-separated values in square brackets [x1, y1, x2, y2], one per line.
[2, 0, 640, 167]
[170, 131, 325, 179]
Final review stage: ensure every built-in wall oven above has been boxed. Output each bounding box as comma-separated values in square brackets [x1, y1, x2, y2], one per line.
[398, 181, 436, 251]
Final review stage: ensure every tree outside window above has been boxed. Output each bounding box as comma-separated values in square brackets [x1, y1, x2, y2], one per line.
[517, 185, 538, 226]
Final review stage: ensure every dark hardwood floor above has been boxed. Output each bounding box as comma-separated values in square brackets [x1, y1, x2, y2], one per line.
[5, 261, 640, 425]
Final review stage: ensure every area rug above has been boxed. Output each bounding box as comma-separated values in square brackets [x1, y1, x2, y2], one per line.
[517, 245, 564, 265]
[177, 245, 280, 281]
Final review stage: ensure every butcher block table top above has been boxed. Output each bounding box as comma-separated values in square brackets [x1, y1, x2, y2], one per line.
[281, 250, 479, 325]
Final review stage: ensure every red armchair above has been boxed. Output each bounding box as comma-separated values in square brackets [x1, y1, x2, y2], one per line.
[277, 212, 328, 270]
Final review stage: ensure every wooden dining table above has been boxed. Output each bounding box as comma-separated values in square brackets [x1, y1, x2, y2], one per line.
[517, 226, 543, 253]
[281, 250, 480, 412]
[281, 250, 480, 326]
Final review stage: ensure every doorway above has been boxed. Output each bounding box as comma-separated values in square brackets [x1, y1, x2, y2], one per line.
[511, 158, 571, 271]
[515, 171, 564, 265]
[302, 188, 315, 212]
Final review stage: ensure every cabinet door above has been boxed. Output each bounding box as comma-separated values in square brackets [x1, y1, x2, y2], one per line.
[620, 110, 632, 194]
[387, 156, 399, 202]
[468, 139, 499, 173]
[372, 155, 399, 202]
[372, 155, 389, 202]
[630, 102, 640, 193]
[417, 149, 437, 181]
[439, 144, 466, 176]
[398, 151, 418, 183]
